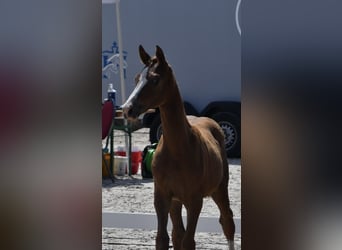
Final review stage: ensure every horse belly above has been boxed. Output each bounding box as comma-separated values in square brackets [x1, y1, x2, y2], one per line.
[155, 158, 222, 201]
[200, 154, 224, 196]
[152, 160, 203, 201]
[195, 133, 225, 196]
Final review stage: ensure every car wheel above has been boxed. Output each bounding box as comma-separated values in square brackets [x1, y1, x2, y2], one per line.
[149, 115, 163, 143]
[212, 112, 241, 158]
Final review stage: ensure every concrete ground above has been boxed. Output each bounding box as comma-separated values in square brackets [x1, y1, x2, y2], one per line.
[102, 129, 241, 249]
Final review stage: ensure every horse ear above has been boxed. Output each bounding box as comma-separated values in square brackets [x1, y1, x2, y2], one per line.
[156, 45, 167, 65]
[139, 45, 151, 66]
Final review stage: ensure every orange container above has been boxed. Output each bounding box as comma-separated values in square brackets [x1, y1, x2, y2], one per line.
[102, 153, 112, 177]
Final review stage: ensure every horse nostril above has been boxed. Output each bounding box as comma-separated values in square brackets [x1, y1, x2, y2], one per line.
[122, 103, 133, 118]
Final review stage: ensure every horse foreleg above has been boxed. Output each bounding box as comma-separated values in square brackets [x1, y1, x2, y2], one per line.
[170, 200, 185, 250]
[154, 188, 171, 250]
[212, 187, 235, 250]
[182, 197, 203, 250]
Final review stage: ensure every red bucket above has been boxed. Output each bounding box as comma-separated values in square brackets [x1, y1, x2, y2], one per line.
[131, 151, 142, 174]
[115, 151, 126, 157]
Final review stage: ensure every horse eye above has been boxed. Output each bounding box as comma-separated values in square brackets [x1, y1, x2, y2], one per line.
[134, 74, 140, 85]
[149, 76, 159, 85]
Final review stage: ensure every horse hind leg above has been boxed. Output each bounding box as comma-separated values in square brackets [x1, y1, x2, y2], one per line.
[169, 200, 185, 250]
[211, 186, 235, 250]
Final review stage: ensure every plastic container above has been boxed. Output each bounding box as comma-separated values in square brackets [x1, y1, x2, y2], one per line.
[102, 153, 112, 178]
[131, 150, 142, 175]
[114, 156, 127, 176]
[115, 151, 126, 157]
[107, 83, 116, 114]
[114, 147, 142, 175]
[146, 148, 155, 173]
[107, 83, 116, 104]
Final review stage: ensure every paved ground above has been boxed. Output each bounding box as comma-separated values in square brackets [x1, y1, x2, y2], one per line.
[102, 129, 241, 249]
[102, 228, 241, 249]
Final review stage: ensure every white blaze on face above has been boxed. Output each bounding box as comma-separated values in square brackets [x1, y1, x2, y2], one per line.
[122, 67, 149, 109]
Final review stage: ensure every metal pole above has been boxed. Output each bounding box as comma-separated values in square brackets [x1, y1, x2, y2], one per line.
[115, 0, 126, 103]
[115, 0, 130, 172]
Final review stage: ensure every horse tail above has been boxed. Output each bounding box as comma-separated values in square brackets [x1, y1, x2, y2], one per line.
[210, 122, 229, 183]
[219, 133, 229, 184]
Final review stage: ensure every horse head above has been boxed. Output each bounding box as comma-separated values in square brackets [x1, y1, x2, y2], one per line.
[122, 45, 173, 119]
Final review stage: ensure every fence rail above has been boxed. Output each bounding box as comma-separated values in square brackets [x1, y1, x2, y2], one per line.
[103, 212, 241, 235]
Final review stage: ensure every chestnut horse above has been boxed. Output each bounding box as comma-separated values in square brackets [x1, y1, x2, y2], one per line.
[122, 45, 235, 250]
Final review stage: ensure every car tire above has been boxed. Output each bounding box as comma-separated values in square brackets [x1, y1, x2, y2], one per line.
[211, 112, 241, 158]
[149, 115, 162, 143]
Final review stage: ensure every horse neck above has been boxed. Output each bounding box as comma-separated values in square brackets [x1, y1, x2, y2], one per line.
[159, 77, 191, 154]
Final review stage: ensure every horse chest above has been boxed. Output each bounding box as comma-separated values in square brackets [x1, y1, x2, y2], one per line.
[152, 155, 194, 179]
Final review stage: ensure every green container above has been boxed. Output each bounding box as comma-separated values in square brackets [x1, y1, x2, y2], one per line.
[145, 148, 155, 173]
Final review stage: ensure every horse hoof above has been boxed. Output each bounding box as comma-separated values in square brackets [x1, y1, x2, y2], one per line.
[228, 240, 235, 250]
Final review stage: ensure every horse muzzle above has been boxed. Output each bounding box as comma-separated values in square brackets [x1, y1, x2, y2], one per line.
[121, 102, 142, 120]
[121, 102, 133, 119]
